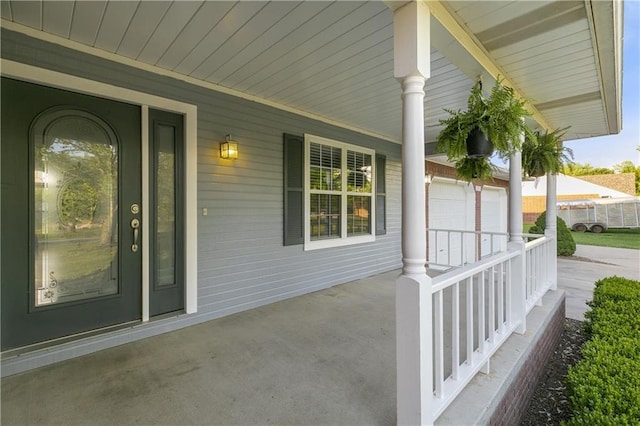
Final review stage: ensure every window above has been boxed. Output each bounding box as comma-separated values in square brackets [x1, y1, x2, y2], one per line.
[304, 134, 375, 250]
[283, 133, 385, 248]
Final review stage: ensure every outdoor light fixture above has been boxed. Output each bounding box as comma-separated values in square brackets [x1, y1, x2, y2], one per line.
[220, 134, 238, 159]
[424, 173, 433, 185]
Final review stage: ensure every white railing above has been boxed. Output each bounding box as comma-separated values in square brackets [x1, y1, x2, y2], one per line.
[524, 235, 554, 313]
[427, 228, 509, 269]
[429, 248, 522, 419]
[423, 231, 556, 421]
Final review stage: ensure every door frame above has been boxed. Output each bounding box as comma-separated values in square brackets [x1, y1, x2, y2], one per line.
[1, 59, 198, 322]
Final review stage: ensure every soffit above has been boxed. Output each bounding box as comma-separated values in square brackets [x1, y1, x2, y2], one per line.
[0, 0, 621, 144]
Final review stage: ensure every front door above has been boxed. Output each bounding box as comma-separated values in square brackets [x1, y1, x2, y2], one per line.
[1, 78, 184, 350]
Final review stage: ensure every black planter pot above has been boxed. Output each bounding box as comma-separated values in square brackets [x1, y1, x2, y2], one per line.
[466, 127, 494, 158]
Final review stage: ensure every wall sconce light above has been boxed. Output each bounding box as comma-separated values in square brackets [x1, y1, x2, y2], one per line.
[424, 173, 433, 185]
[220, 134, 238, 159]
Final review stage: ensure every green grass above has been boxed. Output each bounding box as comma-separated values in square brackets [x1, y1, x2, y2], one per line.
[569, 228, 640, 250]
[524, 223, 640, 250]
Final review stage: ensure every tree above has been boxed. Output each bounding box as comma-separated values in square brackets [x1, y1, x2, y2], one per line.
[562, 162, 613, 176]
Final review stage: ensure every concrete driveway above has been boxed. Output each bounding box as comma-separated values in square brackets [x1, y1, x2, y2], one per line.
[558, 245, 640, 320]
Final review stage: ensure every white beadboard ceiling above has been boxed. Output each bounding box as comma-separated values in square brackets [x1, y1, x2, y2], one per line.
[0, 0, 622, 144]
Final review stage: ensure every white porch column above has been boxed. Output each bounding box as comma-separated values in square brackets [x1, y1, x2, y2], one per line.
[509, 148, 524, 244]
[393, 2, 432, 425]
[545, 171, 558, 290]
[508, 132, 526, 334]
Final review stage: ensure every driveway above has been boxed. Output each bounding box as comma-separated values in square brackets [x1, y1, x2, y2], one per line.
[558, 245, 640, 320]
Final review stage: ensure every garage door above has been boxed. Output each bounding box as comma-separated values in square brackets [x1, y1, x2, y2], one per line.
[480, 186, 507, 257]
[428, 179, 475, 267]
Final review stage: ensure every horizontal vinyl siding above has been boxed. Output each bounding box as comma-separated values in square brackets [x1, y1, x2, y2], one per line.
[2, 29, 402, 323]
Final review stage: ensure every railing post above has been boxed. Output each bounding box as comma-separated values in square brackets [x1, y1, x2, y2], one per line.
[393, 2, 432, 424]
[545, 172, 558, 290]
[508, 241, 526, 333]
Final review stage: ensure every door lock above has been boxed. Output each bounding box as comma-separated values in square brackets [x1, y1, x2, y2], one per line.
[131, 218, 140, 252]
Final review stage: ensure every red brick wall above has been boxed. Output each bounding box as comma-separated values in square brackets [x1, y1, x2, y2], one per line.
[489, 298, 566, 425]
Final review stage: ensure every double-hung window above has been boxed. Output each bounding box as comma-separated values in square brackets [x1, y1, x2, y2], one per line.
[304, 134, 375, 250]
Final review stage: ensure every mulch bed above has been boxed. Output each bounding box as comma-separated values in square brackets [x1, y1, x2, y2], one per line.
[520, 318, 589, 425]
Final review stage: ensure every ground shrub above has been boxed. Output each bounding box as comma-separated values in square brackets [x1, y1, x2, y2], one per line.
[528, 212, 576, 256]
[565, 276, 640, 425]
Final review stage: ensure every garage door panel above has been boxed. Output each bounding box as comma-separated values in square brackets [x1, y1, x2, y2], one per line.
[429, 180, 475, 267]
[480, 187, 507, 257]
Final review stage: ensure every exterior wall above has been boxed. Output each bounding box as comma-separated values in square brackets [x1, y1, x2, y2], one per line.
[523, 194, 599, 223]
[1, 30, 402, 331]
[575, 173, 636, 196]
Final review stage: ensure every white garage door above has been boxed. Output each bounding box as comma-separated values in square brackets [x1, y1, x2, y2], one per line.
[428, 179, 475, 267]
[480, 186, 507, 257]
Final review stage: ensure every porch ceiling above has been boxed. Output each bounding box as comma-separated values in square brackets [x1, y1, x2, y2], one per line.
[0, 0, 622, 144]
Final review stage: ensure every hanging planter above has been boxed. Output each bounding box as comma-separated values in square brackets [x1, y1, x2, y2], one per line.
[465, 127, 494, 158]
[435, 78, 533, 163]
[522, 127, 572, 178]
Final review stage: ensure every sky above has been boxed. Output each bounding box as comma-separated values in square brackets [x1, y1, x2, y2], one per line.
[562, 0, 640, 169]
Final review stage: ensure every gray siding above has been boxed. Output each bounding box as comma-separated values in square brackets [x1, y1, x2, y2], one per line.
[2, 29, 402, 324]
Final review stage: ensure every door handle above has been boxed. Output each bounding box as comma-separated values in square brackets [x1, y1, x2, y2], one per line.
[131, 218, 140, 252]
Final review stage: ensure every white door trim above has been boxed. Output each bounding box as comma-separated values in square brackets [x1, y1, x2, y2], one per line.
[1, 59, 198, 318]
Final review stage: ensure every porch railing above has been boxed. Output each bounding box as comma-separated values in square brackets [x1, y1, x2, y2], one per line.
[429, 248, 521, 418]
[427, 228, 509, 269]
[424, 230, 556, 421]
[524, 234, 554, 313]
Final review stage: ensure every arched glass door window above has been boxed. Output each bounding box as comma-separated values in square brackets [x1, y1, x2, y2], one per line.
[32, 109, 119, 307]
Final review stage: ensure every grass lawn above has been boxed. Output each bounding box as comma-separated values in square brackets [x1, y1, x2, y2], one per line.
[569, 227, 640, 250]
[524, 223, 640, 250]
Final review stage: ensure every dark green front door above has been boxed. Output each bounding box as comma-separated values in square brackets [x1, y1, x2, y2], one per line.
[1, 78, 143, 349]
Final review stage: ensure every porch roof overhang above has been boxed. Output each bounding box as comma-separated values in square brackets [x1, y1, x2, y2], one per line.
[0, 0, 623, 146]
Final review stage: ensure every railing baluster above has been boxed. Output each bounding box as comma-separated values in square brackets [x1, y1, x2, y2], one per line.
[434, 230, 438, 266]
[498, 262, 504, 333]
[489, 265, 495, 343]
[466, 276, 473, 365]
[434, 291, 444, 398]
[478, 270, 486, 353]
[452, 281, 460, 380]
[506, 259, 512, 326]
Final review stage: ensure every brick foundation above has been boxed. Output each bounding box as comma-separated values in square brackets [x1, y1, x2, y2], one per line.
[489, 298, 566, 425]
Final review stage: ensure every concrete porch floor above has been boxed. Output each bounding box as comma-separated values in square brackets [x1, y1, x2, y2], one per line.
[2, 270, 400, 425]
[1, 267, 565, 426]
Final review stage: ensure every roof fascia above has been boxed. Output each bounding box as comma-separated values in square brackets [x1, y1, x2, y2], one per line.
[585, 0, 623, 134]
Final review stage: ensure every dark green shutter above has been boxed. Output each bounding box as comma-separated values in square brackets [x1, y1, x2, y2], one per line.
[375, 155, 386, 235]
[284, 133, 304, 245]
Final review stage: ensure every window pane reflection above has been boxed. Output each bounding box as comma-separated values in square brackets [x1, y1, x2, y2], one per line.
[34, 114, 118, 306]
[155, 124, 176, 287]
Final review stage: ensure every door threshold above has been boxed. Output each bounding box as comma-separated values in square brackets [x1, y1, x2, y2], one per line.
[1, 320, 141, 360]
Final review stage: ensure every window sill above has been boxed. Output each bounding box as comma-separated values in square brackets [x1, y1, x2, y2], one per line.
[304, 235, 375, 251]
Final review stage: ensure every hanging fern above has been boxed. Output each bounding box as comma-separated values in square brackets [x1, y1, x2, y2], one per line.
[454, 156, 496, 182]
[522, 127, 573, 177]
[436, 77, 533, 162]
